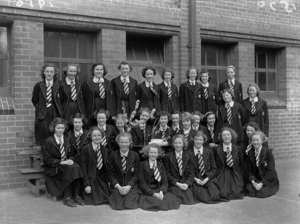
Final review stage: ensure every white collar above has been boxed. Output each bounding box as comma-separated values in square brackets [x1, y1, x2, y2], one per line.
[120, 150, 129, 157]
[66, 77, 75, 85]
[228, 79, 235, 85]
[93, 76, 104, 83]
[192, 125, 199, 130]
[189, 80, 195, 85]
[250, 97, 258, 102]
[74, 129, 83, 137]
[223, 144, 232, 152]
[98, 124, 106, 131]
[226, 101, 234, 108]
[175, 151, 183, 158]
[164, 81, 171, 87]
[207, 125, 214, 131]
[201, 82, 209, 88]
[46, 79, 53, 86]
[183, 128, 191, 134]
[172, 125, 180, 130]
[255, 146, 262, 156]
[145, 81, 153, 88]
[159, 125, 168, 132]
[54, 134, 63, 145]
[92, 142, 100, 151]
[149, 159, 157, 169]
[194, 146, 203, 155]
[120, 76, 130, 83]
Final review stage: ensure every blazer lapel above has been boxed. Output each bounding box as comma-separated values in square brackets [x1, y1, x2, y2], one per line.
[182, 153, 189, 171]
[231, 103, 239, 117]
[115, 76, 123, 93]
[258, 147, 267, 166]
[220, 106, 227, 121]
[50, 137, 60, 152]
[170, 152, 179, 172]
[186, 82, 194, 93]
[256, 98, 263, 112]
[217, 146, 225, 166]
[141, 82, 148, 97]
[231, 145, 238, 163]
[40, 82, 47, 101]
[203, 148, 209, 164]
[128, 77, 135, 94]
[88, 144, 97, 165]
[125, 151, 134, 173]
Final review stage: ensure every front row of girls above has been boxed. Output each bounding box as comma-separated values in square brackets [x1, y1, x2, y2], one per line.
[42, 117, 279, 210]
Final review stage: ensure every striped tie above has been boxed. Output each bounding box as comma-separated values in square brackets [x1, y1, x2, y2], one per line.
[229, 81, 234, 93]
[226, 104, 232, 125]
[184, 131, 189, 139]
[59, 138, 66, 161]
[124, 80, 129, 95]
[167, 83, 172, 100]
[46, 83, 52, 108]
[226, 147, 233, 168]
[149, 83, 157, 95]
[121, 156, 126, 172]
[75, 132, 81, 148]
[251, 101, 256, 114]
[177, 154, 182, 176]
[255, 150, 260, 167]
[96, 145, 103, 170]
[70, 81, 77, 101]
[99, 81, 105, 99]
[101, 135, 107, 147]
[198, 152, 205, 176]
[161, 129, 166, 139]
[153, 162, 161, 182]
[245, 141, 252, 155]
[209, 128, 214, 141]
[204, 87, 208, 99]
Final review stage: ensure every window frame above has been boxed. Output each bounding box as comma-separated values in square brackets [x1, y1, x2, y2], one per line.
[0, 25, 11, 96]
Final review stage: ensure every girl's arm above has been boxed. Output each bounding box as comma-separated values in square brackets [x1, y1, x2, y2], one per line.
[79, 147, 90, 187]
[164, 155, 178, 186]
[159, 163, 168, 194]
[126, 153, 140, 187]
[185, 158, 195, 186]
[106, 154, 120, 188]
[206, 149, 217, 179]
[138, 163, 154, 196]
[41, 140, 61, 168]
[31, 83, 40, 107]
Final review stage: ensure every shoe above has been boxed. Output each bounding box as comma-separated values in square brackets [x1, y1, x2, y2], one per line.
[63, 198, 77, 207]
[74, 196, 85, 206]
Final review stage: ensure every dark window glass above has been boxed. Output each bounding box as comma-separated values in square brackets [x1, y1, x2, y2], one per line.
[61, 33, 77, 58]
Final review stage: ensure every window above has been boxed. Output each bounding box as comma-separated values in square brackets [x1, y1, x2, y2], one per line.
[201, 43, 231, 87]
[44, 30, 96, 81]
[126, 35, 165, 84]
[255, 47, 277, 91]
[0, 26, 10, 95]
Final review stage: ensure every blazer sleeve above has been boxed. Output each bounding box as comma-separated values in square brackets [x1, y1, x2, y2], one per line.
[79, 146, 90, 187]
[164, 155, 178, 186]
[238, 82, 243, 102]
[42, 140, 61, 168]
[138, 163, 155, 196]
[261, 150, 277, 186]
[179, 84, 185, 112]
[263, 101, 269, 137]
[31, 83, 40, 107]
[106, 153, 120, 188]
[127, 153, 140, 187]
[185, 158, 195, 186]
[159, 163, 168, 194]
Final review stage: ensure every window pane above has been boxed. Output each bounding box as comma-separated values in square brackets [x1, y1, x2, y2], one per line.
[0, 27, 8, 58]
[126, 42, 134, 61]
[0, 60, 8, 87]
[148, 45, 163, 64]
[268, 52, 276, 68]
[218, 47, 228, 66]
[78, 34, 94, 59]
[257, 72, 267, 91]
[44, 32, 59, 58]
[206, 45, 217, 66]
[257, 52, 266, 68]
[78, 63, 89, 82]
[133, 43, 148, 61]
[219, 70, 227, 84]
[268, 72, 276, 91]
[201, 45, 205, 65]
[208, 69, 217, 87]
[61, 33, 77, 58]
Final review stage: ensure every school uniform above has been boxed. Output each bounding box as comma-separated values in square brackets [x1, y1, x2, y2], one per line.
[152, 126, 172, 143]
[245, 146, 279, 198]
[218, 79, 243, 105]
[138, 160, 181, 210]
[107, 150, 140, 210]
[213, 144, 244, 200]
[243, 97, 269, 136]
[42, 135, 83, 197]
[188, 146, 229, 203]
[130, 124, 152, 156]
[137, 81, 161, 115]
[180, 128, 197, 149]
[159, 81, 180, 114]
[200, 82, 218, 114]
[111, 75, 138, 117]
[98, 124, 118, 152]
[67, 129, 90, 162]
[32, 80, 62, 145]
[80, 142, 110, 205]
[59, 78, 86, 122]
[203, 125, 218, 146]
[169, 124, 182, 140]
[164, 151, 195, 205]
[179, 80, 202, 113]
[82, 77, 115, 126]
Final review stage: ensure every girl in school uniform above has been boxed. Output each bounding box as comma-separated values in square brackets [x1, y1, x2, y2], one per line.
[158, 67, 180, 114]
[202, 111, 218, 149]
[217, 65, 243, 105]
[151, 111, 172, 144]
[179, 67, 203, 113]
[80, 127, 110, 205]
[164, 134, 195, 205]
[82, 63, 114, 127]
[107, 132, 140, 210]
[181, 112, 197, 148]
[188, 131, 228, 203]
[59, 64, 86, 123]
[42, 117, 84, 207]
[245, 131, 279, 198]
[138, 143, 181, 210]
[243, 83, 269, 137]
[169, 111, 182, 139]
[213, 127, 244, 200]
[137, 66, 161, 116]
[191, 111, 206, 131]
[32, 63, 62, 145]
[198, 69, 218, 114]
[111, 113, 130, 150]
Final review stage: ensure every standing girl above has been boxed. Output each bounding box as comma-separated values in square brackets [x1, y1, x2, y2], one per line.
[32, 63, 62, 145]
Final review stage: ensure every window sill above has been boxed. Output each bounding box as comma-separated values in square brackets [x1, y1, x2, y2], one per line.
[263, 97, 286, 109]
[0, 97, 15, 115]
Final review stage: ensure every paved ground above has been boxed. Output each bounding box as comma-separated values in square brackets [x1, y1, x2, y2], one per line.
[0, 157, 299, 224]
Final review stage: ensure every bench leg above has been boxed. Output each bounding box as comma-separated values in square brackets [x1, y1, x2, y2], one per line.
[28, 179, 40, 197]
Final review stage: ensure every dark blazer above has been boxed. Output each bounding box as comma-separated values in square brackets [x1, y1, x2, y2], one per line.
[67, 130, 90, 153]
[203, 126, 218, 145]
[169, 124, 183, 140]
[243, 97, 269, 136]
[130, 125, 152, 151]
[179, 129, 197, 148]
[218, 80, 243, 105]
[137, 82, 161, 114]
[179, 81, 202, 113]
[151, 126, 172, 143]
[200, 83, 218, 114]
[59, 79, 86, 117]
[158, 82, 180, 113]
[111, 76, 138, 116]
[32, 81, 62, 120]
[102, 125, 118, 152]
[42, 135, 76, 177]
[107, 150, 140, 188]
[138, 160, 168, 195]
[164, 151, 194, 187]
[82, 78, 115, 119]
[80, 143, 110, 187]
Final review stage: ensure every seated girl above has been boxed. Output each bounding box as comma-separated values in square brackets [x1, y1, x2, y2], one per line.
[181, 112, 197, 149]
[151, 111, 172, 143]
[191, 111, 205, 131]
[202, 111, 218, 149]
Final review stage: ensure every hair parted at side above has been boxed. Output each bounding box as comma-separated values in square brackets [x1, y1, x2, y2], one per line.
[161, 67, 175, 80]
[94, 108, 110, 119]
[218, 127, 238, 144]
[49, 117, 68, 133]
[252, 130, 268, 143]
[40, 63, 58, 80]
[118, 61, 133, 72]
[172, 134, 187, 150]
[185, 66, 200, 79]
[247, 83, 260, 97]
[116, 132, 132, 143]
[142, 66, 157, 78]
[222, 88, 235, 100]
[193, 130, 208, 143]
[140, 143, 163, 158]
[62, 63, 81, 77]
[245, 121, 261, 131]
[91, 63, 108, 77]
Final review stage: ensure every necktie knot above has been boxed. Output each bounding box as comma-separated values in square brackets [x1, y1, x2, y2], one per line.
[226, 103, 231, 109]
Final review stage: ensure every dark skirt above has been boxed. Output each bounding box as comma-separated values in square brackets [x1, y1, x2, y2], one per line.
[45, 163, 83, 197]
[63, 101, 80, 123]
[245, 181, 279, 198]
[169, 186, 195, 205]
[108, 187, 139, 210]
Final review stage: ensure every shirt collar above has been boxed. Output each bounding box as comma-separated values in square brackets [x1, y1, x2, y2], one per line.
[194, 146, 203, 155]
[255, 146, 262, 156]
[120, 150, 129, 157]
[201, 82, 209, 88]
[46, 80, 53, 86]
[149, 159, 157, 169]
[192, 125, 199, 130]
[228, 78, 235, 85]
[175, 151, 183, 158]
[172, 125, 180, 130]
[93, 76, 104, 83]
[66, 77, 75, 85]
[226, 101, 234, 108]
[223, 144, 232, 152]
[74, 129, 83, 137]
[250, 97, 258, 102]
[189, 80, 195, 85]
[98, 124, 106, 131]
[159, 125, 168, 132]
[183, 128, 191, 135]
[139, 123, 146, 130]
[164, 81, 171, 87]
[92, 142, 100, 151]
[207, 125, 214, 131]
[120, 76, 130, 83]
[145, 81, 153, 88]
[54, 134, 63, 145]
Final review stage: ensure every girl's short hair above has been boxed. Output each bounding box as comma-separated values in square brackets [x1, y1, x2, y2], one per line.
[140, 143, 163, 158]
[157, 111, 171, 121]
[222, 88, 235, 100]
[142, 66, 157, 78]
[171, 111, 182, 119]
[91, 63, 108, 77]
[247, 83, 260, 97]
[89, 126, 103, 138]
[138, 107, 151, 118]
[71, 113, 87, 126]
[191, 111, 202, 123]
[182, 112, 192, 122]
[116, 132, 132, 143]
[114, 113, 128, 124]
[161, 67, 175, 80]
[193, 131, 208, 143]
[49, 117, 68, 133]
[117, 61, 133, 72]
[172, 134, 187, 150]
[185, 66, 200, 79]
[203, 111, 216, 125]
[227, 65, 236, 72]
[40, 63, 58, 80]
[94, 109, 110, 119]
[199, 69, 212, 82]
[252, 130, 268, 143]
[218, 127, 238, 144]
[245, 122, 261, 131]
[62, 63, 80, 77]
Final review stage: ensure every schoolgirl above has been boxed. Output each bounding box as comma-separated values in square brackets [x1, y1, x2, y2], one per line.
[151, 111, 172, 144]
[191, 111, 206, 131]
[169, 111, 182, 139]
[202, 111, 218, 149]
[181, 112, 197, 147]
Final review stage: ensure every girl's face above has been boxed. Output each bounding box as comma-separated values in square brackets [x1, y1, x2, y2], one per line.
[173, 137, 184, 153]
[188, 69, 197, 81]
[200, 73, 209, 84]
[73, 118, 83, 131]
[91, 130, 102, 144]
[116, 119, 125, 131]
[97, 113, 107, 126]
[118, 136, 130, 153]
[94, 65, 104, 79]
[44, 66, 55, 81]
[222, 92, 233, 103]
[252, 134, 262, 150]
[222, 130, 232, 144]
[140, 111, 150, 122]
[67, 65, 77, 81]
[248, 86, 258, 98]
[55, 124, 65, 137]
[207, 114, 216, 126]
[159, 115, 168, 128]
[246, 126, 256, 139]
[194, 136, 204, 149]
[171, 114, 180, 126]
[227, 67, 235, 80]
[192, 115, 200, 126]
[149, 147, 159, 162]
[145, 69, 154, 82]
[120, 64, 130, 77]
[164, 72, 172, 83]
[182, 119, 191, 130]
